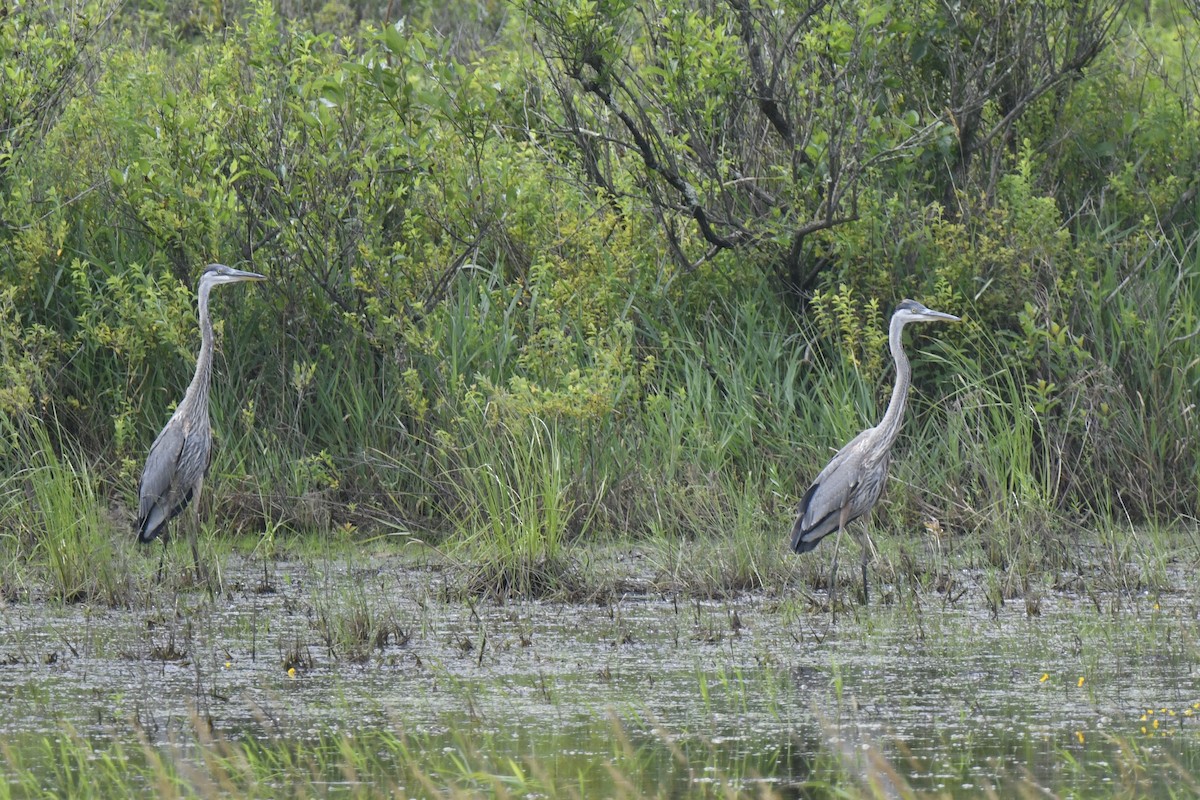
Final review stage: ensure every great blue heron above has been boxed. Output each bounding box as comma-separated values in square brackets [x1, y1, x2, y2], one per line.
[790, 299, 959, 607]
[136, 263, 266, 578]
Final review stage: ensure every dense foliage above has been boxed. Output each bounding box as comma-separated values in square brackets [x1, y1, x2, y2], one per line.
[2, 0, 1198, 595]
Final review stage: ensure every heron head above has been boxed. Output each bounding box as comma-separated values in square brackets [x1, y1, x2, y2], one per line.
[894, 299, 959, 325]
[199, 263, 268, 288]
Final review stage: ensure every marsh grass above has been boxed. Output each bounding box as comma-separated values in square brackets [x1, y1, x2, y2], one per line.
[2, 702, 1200, 799]
[0, 416, 133, 605]
[447, 415, 589, 598]
[1071, 226, 1200, 517]
[11, 245, 1200, 610]
[645, 471, 806, 598]
[312, 582, 411, 662]
[0, 713, 783, 799]
[1103, 521, 1182, 595]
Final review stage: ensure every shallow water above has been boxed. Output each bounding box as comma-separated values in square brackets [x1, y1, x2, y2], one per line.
[2, 551, 1199, 796]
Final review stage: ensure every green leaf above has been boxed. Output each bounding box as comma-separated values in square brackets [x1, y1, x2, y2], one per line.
[382, 26, 406, 56]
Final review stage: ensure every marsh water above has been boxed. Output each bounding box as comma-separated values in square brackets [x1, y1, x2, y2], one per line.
[2, 549, 1200, 796]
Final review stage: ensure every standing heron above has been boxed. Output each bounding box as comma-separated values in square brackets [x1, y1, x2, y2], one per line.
[136, 263, 267, 579]
[790, 299, 959, 607]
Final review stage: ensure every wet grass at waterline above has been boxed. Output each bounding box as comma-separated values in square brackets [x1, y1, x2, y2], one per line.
[6, 716, 1199, 799]
[0, 717, 808, 799]
[0, 419, 136, 607]
[3, 547, 1200, 797]
[447, 416, 587, 600]
[1, 290, 1174, 607]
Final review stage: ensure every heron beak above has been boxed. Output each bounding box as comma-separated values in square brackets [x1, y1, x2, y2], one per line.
[231, 268, 268, 282]
[926, 309, 960, 323]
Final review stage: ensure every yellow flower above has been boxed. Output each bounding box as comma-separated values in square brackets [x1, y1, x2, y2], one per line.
[1185, 709, 1193, 717]
[1075, 731, 1084, 744]
[1140, 714, 1147, 721]
[224, 661, 231, 669]
[1147, 709, 1155, 715]
[1169, 710, 1177, 716]
[288, 667, 296, 679]
[1141, 726, 1147, 734]
[1039, 673, 1049, 683]
[1153, 719, 1159, 730]
[1077, 676, 1085, 687]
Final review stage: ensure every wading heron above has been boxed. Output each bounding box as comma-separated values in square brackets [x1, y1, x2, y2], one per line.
[789, 299, 959, 607]
[136, 263, 267, 579]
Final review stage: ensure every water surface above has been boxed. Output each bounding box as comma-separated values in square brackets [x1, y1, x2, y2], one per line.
[2, 552, 1198, 795]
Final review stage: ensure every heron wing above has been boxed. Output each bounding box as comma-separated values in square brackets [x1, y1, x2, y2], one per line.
[136, 421, 186, 542]
[137, 408, 213, 544]
[790, 429, 887, 553]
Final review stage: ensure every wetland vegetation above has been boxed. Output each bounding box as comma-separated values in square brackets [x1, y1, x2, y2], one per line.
[4, 0, 1200, 795]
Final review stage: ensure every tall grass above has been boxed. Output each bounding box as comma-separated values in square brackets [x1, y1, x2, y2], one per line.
[0, 414, 133, 605]
[902, 330, 1057, 547]
[408, 282, 1074, 597]
[1071, 224, 1200, 518]
[17, 233, 1200, 602]
[0, 714, 786, 799]
[2, 705, 1199, 799]
[447, 415, 586, 597]
[617, 300, 866, 535]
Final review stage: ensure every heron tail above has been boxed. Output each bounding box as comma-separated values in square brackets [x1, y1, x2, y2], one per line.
[136, 491, 193, 544]
[790, 481, 828, 553]
[137, 509, 167, 544]
[790, 518, 823, 553]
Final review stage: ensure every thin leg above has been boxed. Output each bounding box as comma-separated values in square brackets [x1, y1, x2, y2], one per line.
[828, 526, 843, 618]
[856, 527, 876, 607]
[860, 555, 869, 607]
[156, 538, 166, 583]
[188, 500, 200, 575]
[189, 487, 216, 600]
[189, 525, 203, 581]
[188, 477, 218, 599]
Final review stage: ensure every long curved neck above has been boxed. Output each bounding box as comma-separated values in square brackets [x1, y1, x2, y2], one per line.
[181, 279, 214, 409]
[875, 313, 912, 446]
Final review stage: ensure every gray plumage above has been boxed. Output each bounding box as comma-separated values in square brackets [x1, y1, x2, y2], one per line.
[136, 263, 266, 546]
[790, 300, 959, 583]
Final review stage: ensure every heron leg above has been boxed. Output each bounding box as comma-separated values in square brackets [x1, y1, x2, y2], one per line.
[828, 526, 843, 618]
[188, 477, 216, 600]
[858, 527, 880, 607]
[853, 527, 870, 607]
[189, 524, 203, 581]
[860, 550, 869, 607]
[156, 538, 166, 584]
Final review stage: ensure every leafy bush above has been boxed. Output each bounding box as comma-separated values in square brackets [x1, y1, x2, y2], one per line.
[1, 0, 1199, 590]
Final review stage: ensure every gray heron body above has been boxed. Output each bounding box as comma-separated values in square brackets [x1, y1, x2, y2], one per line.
[790, 299, 959, 606]
[136, 264, 266, 575]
